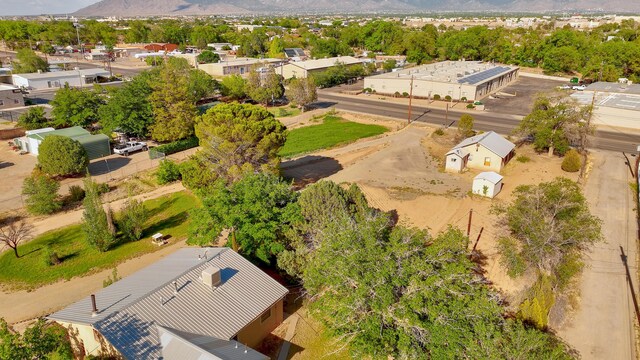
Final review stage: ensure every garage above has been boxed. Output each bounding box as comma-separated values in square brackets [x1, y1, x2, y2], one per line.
[18, 126, 111, 160]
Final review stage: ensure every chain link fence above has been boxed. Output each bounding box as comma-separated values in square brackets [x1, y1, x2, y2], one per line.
[0, 147, 198, 212]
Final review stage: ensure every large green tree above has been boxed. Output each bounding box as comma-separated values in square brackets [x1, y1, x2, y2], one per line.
[195, 103, 287, 183]
[285, 77, 317, 112]
[188, 173, 298, 263]
[515, 94, 592, 156]
[196, 50, 220, 64]
[493, 177, 602, 280]
[219, 74, 247, 100]
[0, 318, 73, 360]
[98, 72, 154, 137]
[148, 61, 198, 142]
[245, 64, 284, 105]
[12, 48, 48, 74]
[37, 135, 89, 176]
[17, 106, 49, 130]
[50, 85, 103, 128]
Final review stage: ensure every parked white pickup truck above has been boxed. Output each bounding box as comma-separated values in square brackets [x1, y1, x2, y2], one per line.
[113, 141, 148, 156]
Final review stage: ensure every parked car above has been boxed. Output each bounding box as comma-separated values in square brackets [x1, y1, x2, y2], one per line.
[572, 85, 587, 91]
[113, 141, 148, 156]
[559, 84, 572, 90]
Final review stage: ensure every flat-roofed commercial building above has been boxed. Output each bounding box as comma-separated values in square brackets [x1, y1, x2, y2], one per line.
[572, 81, 640, 129]
[364, 61, 519, 101]
[277, 56, 363, 79]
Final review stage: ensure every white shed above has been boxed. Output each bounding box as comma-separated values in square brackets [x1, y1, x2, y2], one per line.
[445, 148, 469, 173]
[472, 171, 503, 198]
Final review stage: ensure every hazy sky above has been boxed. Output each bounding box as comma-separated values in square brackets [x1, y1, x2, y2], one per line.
[2, 0, 100, 16]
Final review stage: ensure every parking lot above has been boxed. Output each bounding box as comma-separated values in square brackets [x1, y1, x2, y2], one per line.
[482, 75, 567, 115]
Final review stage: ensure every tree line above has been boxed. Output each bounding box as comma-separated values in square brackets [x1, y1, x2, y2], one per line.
[2, 18, 640, 79]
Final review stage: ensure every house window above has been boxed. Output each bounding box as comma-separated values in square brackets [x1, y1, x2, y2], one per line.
[451, 158, 456, 162]
[260, 308, 272, 323]
[0, 100, 3, 106]
[484, 157, 491, 166]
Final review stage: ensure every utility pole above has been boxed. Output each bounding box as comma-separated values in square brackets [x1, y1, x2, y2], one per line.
[445, 102, 449, 124]
[466, 209, 473, 237]
[472, 227, 484, 252]
[620, 246, 640, 327]
[407, 75, 414, 124]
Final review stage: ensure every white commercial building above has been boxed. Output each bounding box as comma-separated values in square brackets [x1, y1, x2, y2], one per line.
[571, 81, 640, 129]
[364, 61, 519, 101]
[12, 68, 110, 90]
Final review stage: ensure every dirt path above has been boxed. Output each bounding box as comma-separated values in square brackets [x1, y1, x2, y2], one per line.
[558, 151, 638, 360]
[30, 182, 186, 237]
[0, 239, 188, 324]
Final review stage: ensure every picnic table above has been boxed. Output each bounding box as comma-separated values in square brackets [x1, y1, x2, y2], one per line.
[152, 233, 167, 246]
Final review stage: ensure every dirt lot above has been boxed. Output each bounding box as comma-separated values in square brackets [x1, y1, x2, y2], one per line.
[0, 142, 37, 211]
[482, 75, 568, 116]
[283, 119, 579, 303]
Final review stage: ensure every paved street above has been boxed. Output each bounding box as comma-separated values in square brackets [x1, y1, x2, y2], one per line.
[317, 92, 640, 153]
[558, 150, 638, 360]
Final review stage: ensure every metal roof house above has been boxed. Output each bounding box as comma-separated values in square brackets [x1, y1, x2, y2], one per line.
[48, 248, 288, 360]
[12, 68, 110, 90]
[17, 126, 110, 160]
[278, 56, 363, 79]
[445, 131, 515, 173]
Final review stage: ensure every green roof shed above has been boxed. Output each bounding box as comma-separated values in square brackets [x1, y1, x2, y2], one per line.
[27, 126, 111, 160]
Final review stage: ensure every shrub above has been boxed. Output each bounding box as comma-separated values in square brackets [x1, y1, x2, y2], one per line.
[433, 94, 441, 100]
[363, 87, 372, 93]
[102, 268, 121, 287]
[516, 155, 531, 163]
[37, 135, 89, 176]
[42, 245, 61, 266]
[434, 128, 445, 136]
[22, 173, 62, 215]
[277, 108, 289, 117]
[67, 185, 85, 202]
[561, 149, 581, 172]
[445, 95, 452, 101]
[461, 96, 468, 102]
[152, 137, 199, 157]
[466, 103, 475, 109]
[402, 92, 409, 97]
[82, 177, 115, 252]
[97, 182, 110, 195]
[119, 198, 148, 241]
[519, 276, 555, 330]
[157, 160, 182, 184]
[394, 91, 401, 98]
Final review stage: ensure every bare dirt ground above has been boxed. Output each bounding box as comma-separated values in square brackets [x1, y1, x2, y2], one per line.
[0, 141, 37, 212]
[283, 121, 578, 303]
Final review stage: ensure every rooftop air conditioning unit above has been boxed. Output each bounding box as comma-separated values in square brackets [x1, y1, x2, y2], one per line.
[202, 267, 221, 288]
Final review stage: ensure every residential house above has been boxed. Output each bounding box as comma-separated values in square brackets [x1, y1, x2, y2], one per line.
[0, 84, 24, 110]
[277, 56, 363, 79]
[445, 131, 515, 173]
[12, 68, 110, 90]
[284, 48, 307, 61]
[48, 248, 288, 360]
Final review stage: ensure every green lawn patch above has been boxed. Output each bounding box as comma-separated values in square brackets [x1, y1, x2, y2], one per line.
[279, 115, 388, 158]
[0, 191, 197, 290]
[268, 105, 301, 118]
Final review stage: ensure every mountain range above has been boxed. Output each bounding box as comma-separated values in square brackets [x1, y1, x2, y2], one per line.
[75, 0, 640, 16]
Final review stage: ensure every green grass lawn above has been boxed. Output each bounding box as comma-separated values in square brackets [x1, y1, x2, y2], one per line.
[268, 105, 301, 118]
[279, 115, 388, 158]
[0, 191, 197, 290]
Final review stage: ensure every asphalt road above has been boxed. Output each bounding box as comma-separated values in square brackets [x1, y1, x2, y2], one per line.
[318, 93, 640, 153]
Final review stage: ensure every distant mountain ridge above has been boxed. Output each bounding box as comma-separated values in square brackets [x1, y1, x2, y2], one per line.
[75, 0, 640, 16]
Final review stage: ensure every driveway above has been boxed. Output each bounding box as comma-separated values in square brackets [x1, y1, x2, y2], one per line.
[558, 150, 638, 359]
